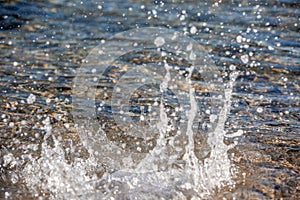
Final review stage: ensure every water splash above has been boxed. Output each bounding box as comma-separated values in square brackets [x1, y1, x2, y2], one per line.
[23, 140, 101, 199]
[22, 71, 238, 200]
[22, 27, 239, 199]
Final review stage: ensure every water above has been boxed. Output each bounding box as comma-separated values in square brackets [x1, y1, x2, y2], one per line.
[0, 0, 299, 199]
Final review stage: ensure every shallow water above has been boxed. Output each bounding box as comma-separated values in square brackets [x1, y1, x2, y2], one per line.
[0, 0, 299, 199]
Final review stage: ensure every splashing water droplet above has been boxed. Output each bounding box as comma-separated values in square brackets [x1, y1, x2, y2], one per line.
[22, 27, 239, 199]
[27, 94, 36, 104]
[154, 36, 165, 47]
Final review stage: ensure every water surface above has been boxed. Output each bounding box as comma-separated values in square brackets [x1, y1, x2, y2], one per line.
[0, 0, 299, 199]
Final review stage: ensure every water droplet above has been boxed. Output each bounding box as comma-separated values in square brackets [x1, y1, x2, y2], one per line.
[190, 26, 197, 34]
[27, 94, 36, 104]
[9, 122, 14, 127]
[256, 107, 263, 113]
[154, 37, 165, 47]
[236, 35, 242, 43]
[240, 54, 249, 64]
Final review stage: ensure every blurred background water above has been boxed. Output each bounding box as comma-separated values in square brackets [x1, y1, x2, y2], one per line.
[0, 0, 299, 199]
